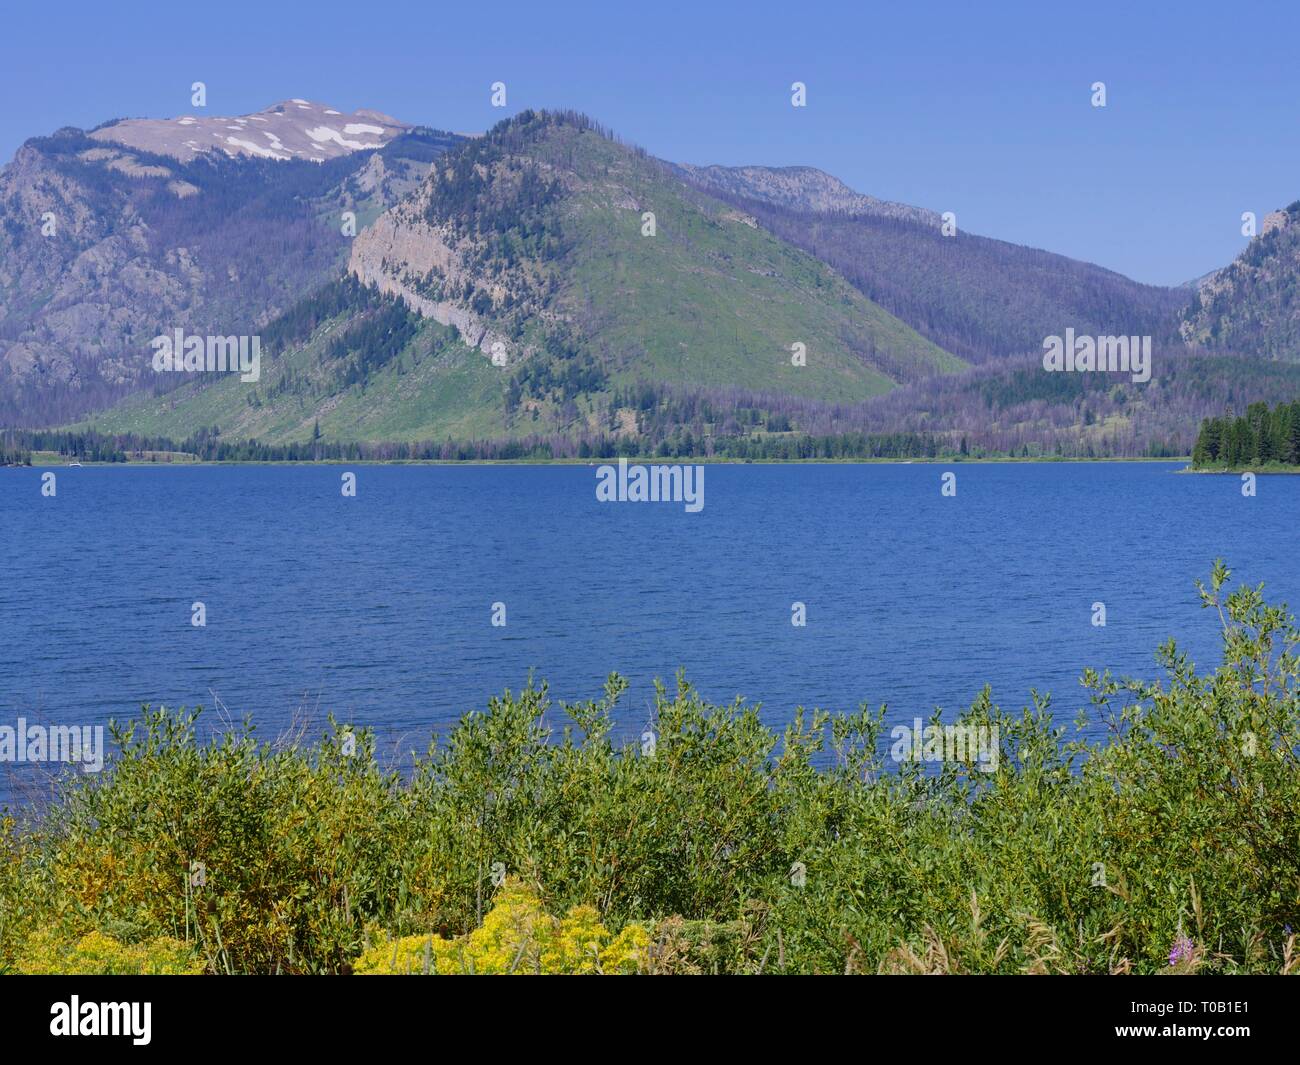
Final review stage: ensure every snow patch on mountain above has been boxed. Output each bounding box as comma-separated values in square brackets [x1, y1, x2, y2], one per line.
[89, 100, 409, 163]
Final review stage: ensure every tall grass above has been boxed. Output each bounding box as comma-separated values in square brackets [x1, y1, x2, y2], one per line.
[2, 561, 1297, 974]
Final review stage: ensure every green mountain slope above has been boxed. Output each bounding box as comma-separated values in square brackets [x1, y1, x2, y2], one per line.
[82, 279, 505, 443]
[346, 113, 964, 413]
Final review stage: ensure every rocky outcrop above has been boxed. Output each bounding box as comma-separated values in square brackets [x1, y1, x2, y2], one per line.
[347, 168, 526, 361]
[1179, 201, 1300, 357]
[349, 205, 499, 354]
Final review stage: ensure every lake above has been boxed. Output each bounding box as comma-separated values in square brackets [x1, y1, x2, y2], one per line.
[1, 461, 1295, 802]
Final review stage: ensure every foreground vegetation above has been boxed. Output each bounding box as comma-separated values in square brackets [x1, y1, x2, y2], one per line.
[2, 563, 1297, 975]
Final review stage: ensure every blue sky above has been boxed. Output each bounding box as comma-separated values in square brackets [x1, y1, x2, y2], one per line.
[2, 0, 1296, 285]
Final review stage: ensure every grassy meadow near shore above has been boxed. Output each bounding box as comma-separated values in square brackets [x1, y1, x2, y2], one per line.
[2, 562, 1297, 975]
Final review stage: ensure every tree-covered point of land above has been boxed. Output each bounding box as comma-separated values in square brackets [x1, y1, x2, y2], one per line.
[1191, 399, 1300, 468]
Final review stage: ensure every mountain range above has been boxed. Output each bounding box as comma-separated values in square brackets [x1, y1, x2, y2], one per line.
[3, 100, 1299, 457]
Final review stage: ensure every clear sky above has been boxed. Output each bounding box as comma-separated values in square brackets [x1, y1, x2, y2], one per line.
[2, 0, 1296, 286]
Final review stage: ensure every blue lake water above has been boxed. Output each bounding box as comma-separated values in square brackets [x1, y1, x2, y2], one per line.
[1, 461, 1295, 802]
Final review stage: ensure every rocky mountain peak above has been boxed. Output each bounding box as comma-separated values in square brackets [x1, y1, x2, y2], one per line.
[674, 163, 938, 225]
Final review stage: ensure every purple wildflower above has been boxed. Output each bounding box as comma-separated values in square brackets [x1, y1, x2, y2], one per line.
[1168, 936, 1194, 966]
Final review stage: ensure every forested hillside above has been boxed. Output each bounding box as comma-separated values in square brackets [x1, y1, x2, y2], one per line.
[692, 191, 1188, 365]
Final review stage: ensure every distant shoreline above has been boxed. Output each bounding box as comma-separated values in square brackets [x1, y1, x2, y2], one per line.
[14, 454, 1196, 468]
